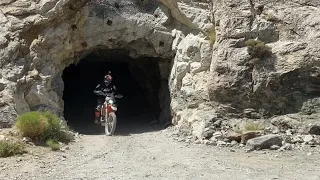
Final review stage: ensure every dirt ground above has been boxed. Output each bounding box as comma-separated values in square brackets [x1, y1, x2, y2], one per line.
[1, 122, 320, 180]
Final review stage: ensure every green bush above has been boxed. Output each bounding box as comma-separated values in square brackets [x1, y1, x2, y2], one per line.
[46, 139, 60, 151]
[42, 112, 71, 143]
[245, 39, 272, 59]
[0, 140, 26, 158]
[16, 111, 73, 144]
[15, 112, 49, 141]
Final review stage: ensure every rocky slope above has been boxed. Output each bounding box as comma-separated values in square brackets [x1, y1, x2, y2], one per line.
[0, 0, 320, 146]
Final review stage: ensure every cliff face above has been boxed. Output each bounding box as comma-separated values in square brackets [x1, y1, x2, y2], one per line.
[1, 0, 320, 139]
[171, 0, 320, 138]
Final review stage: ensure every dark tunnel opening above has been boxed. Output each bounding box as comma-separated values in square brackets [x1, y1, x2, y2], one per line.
[62, 49, 171, 135]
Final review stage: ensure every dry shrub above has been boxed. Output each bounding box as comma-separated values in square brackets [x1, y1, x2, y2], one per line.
[0, 140, 26, 158]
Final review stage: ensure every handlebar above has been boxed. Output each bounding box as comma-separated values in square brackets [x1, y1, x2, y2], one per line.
[94, 91, 123, 98]
[115, 94, 123, 98]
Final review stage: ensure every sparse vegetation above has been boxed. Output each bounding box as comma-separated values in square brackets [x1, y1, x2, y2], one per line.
[42, 111, 72, 143]
[245, 39, 272, 59]
[244, 122, 264, 131]
[265, 13, 280, 23]
[0, 140, 26, 158]
[15, 111, 49, 141]
[46, 139, 61, 151]
[206, 29, 216, 47]
[15, 111, 73, 150]
[234, 121, 264, 134]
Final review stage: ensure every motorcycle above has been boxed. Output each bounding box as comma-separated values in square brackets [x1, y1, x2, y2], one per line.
[96, 92, 123, 136]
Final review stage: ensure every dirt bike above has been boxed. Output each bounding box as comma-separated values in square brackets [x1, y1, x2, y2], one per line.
[98, 93, 123, 136]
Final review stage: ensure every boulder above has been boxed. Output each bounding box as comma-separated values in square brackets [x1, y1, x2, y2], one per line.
[246, 134, 283, 150]
[309, 125, 320, 135]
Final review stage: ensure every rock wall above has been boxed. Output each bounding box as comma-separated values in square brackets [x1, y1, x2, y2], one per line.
[170, 0, 320, 140]
[0, 0, 212, 127]
[1, 0, 320, 141]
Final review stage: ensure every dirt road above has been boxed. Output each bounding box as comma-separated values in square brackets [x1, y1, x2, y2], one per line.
[1, 123, 320, 180]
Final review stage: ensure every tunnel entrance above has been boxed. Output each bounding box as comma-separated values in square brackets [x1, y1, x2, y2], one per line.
[62, 49, 171, 135]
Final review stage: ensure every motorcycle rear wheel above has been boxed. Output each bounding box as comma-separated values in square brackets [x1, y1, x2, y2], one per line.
[105, 112, 117, 136]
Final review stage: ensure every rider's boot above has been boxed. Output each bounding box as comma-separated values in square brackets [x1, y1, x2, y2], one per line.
[94, 110, 100, 124]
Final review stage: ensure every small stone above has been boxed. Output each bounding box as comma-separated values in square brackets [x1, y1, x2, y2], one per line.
[285, 129, 293, 136]
[212, 131, 223, 139]
[275, 154, 279, 158]
[303, 135, 313, 142]
[270, 145, 280, 150]
[272, 127, 280, 134]
[230, 140, 238, 146]
[22, 137, 32, 142]
[202, 129, 214, 139]
[244, 149, 252, 153]
[177, 138, 184, 142]
[291, 135, 303, 143]
[259, 151, 267, 154]
[217, 140, 227, 146]
[307, 152, 312, 156]
[213, 120, 222, 127]
[230, 149, 235, 152]
[241, 131, 262, 144]
[308, 141, 315, 145]
[279, 143, 293, 151]
[0, 36, 7, 47]
[203, 139, 214, 145]
[226, 132, 241, 142]
[0, 82, 5, 91]
[0, 135, 6, 141]
[187, 136, 193, 139]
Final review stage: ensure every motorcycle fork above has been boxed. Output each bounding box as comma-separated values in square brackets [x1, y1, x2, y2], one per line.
[100, 105, 108, 121]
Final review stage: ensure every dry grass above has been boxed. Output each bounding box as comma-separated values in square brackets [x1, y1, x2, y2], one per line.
[245, 39, 272, 59]
[234, 121, 264, 134]
[0, 140, 26, 158]
[206, 29, 216, 47]
[46, 139, 61, 151]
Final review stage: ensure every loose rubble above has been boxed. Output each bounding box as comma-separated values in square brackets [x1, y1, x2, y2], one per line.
[171, 118, 320, 153]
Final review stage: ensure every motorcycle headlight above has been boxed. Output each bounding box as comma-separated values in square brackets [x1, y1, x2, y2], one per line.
[108, 99, 114, 104]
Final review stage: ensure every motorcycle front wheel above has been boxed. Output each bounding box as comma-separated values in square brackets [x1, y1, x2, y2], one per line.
[105, 112, 117, 136]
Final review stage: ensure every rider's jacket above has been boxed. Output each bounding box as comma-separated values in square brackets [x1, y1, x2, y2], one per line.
[93, 82, 118, 97]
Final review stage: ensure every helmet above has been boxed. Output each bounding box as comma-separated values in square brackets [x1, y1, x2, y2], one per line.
[104, 72, 112, 85]
[104, 74, 112, 82]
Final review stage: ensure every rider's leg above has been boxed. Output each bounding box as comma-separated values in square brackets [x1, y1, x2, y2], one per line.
[94, 97, 104, 123]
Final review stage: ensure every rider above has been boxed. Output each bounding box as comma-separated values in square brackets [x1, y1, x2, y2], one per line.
[93, 71, 120, 123]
